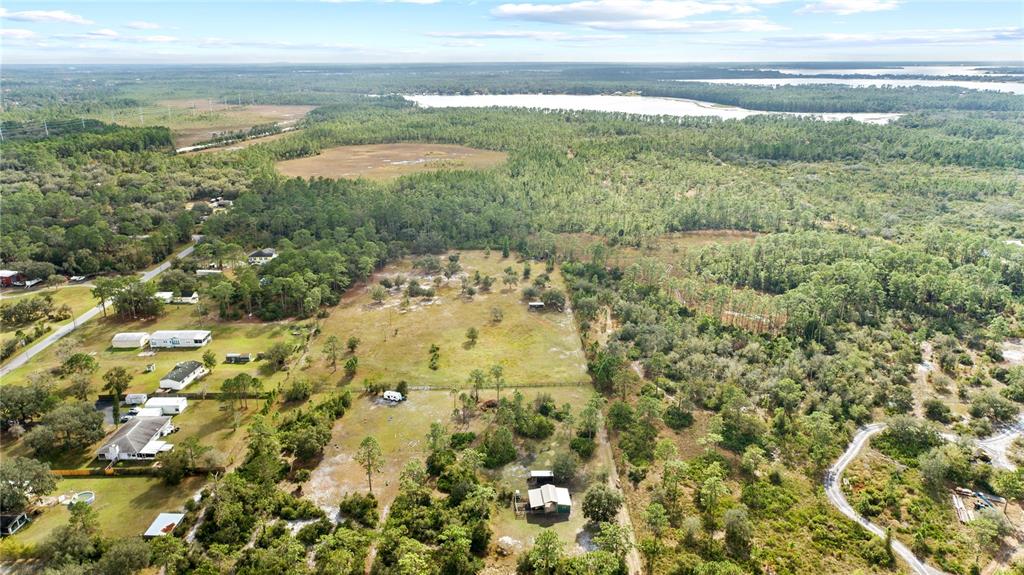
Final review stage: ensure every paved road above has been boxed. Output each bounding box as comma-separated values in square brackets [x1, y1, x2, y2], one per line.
[0, 243, 196, 380]
[825, 423, 949, 575]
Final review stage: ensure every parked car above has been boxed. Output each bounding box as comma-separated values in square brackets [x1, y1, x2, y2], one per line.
[119, 414, 134, 423]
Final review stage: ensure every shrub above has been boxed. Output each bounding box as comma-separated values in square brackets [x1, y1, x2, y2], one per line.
[338, 492, 379, 528]
[570, 436, 596, 459]
[284, 380, 312, 402]
[664, 404, 695, 430]
[450, 432, 476, 450]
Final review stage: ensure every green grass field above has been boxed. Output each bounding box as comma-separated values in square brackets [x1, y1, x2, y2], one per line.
[307, 250, 588, 389]
[3, 303, 300, 394]
[0, 286, 99, 361]
[7, 476, 204, 548]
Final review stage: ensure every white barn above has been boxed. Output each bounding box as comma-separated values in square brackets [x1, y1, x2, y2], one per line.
[111, 332, 150, 349]
[150, 330, 212, 349]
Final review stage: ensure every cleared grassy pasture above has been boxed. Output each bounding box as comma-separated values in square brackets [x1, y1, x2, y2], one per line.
[275, 143, 507, 180]
[308, 250, 587, 388]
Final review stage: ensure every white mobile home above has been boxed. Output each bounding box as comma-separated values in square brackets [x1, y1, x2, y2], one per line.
[150, 330, 212, 349]
[145, 396, 188, 415]
[125, 393, 149, 406]
[159, 361, 208, 391]
[111, 332, 150, 349]
[383, 391, 405, 402]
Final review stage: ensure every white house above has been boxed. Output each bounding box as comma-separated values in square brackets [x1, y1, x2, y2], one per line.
[157, 291, 199, 305]
[150, 330, 212, 349]
[526, 484, 572, 515]
[145, 396, 188, 415]
[159, 361, 208, 391]
[98, 416, 173, 462]
[248, 248, 277, 265]
[111, 332, 150, 349]
[173, 292, 199, 304]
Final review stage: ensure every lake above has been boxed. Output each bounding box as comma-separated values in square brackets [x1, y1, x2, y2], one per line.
[683, 77, 1024, 95]
[405, 94, 902, 124]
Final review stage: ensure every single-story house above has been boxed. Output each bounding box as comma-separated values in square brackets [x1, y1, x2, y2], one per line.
[125, 393, 149, 405]
[159, 361, 208, 391]
[527, 484, 572, 515]
[98, 416, 173, 462]
[195, 269, 223, 277]
[0, 513, 29, 537]
[150, 330, 212, 349]
[111, 332, 150, 349]
[173, 292, 199, 304]
[144, 512, 186, 538]
[0, 270, 24, 288]
[248, 248, 278, 265]
[157, 291, 199, 305]
[528, 301, 545, 311]
[134, 407, 165, 417]
[145, 396, 188, 415]
[527, 470, 555, 487]
[226, 353, 252, 364]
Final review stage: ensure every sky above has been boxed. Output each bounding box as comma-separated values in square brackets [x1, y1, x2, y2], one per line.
[0, 0, 1021, 64]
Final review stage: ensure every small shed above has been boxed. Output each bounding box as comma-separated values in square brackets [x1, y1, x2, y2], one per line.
[125, 393, 149, 406]
[528, 470, 555, 487]
[0, 270, 23, 288]
[226, 353, 252, 364]
[144, 512, 185, 538]
[145, 396, 188, 415]
[111, 332, 150, 349]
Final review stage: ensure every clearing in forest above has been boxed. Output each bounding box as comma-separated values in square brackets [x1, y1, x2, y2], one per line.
[153, 99, 315, 148]
[274, 143, 508, 180]
[312, 250, 588, 387]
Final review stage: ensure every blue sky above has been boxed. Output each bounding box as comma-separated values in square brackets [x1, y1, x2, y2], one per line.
[1, 0, 1021, 63]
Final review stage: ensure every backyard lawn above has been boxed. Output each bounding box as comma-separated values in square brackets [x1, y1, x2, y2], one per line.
[7, 476, 203, 547]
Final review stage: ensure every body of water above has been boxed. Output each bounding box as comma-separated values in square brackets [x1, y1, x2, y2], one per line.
[768, 65, 996, 76]
[683, 77, 1024, 95]
[405, 94, 902, 124]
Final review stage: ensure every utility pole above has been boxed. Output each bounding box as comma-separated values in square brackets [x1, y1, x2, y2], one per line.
[43, 120, 49, 137]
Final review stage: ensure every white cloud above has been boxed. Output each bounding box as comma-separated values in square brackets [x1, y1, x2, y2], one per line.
[427, 30, 626, 41]
[0, 28, 37, 39]
[0, 8, 93, 25]
[765, 26, 1023, 46]
[88, 29, 120, 38]
[492, 0, 783, 32]
[321, 0, 442, 4]
[796, 0, 898, 15]
[126, 21, 162, 30]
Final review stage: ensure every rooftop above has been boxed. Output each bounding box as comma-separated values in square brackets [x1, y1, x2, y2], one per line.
[162, 361, 204, 383]
[249, 248, 277, 258]
[144, 512, 185, 537]
[527, 484, 571, 508]
[100, 416, 171, 456]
